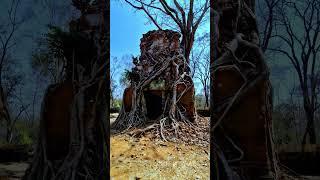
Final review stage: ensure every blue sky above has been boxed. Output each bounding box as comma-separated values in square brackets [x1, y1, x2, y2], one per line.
[110, 1, 294, 104]
[110, 1, 210, 98]
[110, 1, 210, 57]
[110, 1, 157, 98]
[111, 1, 156, 57]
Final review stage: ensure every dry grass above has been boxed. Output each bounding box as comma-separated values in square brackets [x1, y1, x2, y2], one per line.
[110, 134, 210, 179]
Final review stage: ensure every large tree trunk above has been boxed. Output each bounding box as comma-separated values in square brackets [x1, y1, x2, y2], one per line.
[112, 30, 197, 141]
[300, 83, 317, 145]
[181, 32, 194, 64]
[302, 103, 316, 144]
[211, 0, 276, 179]
[204, 82, 209, 108]
[23, 81, 108, 180]
[0, 86, 13, 143]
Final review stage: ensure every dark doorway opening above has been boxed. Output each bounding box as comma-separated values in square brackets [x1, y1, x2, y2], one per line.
[144, 91, 163, 120]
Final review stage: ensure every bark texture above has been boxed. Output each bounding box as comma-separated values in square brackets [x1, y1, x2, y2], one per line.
[112, 30, 201, 142]
[23, 1, 109, 179]
[211, 0, 277, 179]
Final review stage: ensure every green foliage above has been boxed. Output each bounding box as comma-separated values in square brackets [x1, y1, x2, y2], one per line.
[0, 137, 7, 145]
[272, 103, 300, 145]
[45, 25, 66, 59]
[113, 99, 122, 109]
[110, 98, 122, 113]
[195, 94, 207, 109]
[149, 79, 165, 90]
[13, 121, 39, 145]
[120, 70, 132, 86]
[31, 25, 97, 80]
[31, 50, 51, 76]
[31, 25, 66, 78]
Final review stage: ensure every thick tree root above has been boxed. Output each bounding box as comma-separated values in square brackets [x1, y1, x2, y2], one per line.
[111, 48, 201, 144]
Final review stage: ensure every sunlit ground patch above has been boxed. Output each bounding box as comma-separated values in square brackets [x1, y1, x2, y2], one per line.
[110, 134, 210, 179]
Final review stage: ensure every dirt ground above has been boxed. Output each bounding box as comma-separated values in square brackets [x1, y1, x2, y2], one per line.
[0, 162, 28, 180]
[110, 134, 210, 179]
[110, 113, 119, 124]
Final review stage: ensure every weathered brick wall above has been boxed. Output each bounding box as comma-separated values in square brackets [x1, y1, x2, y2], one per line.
[122, 30, 196, 121]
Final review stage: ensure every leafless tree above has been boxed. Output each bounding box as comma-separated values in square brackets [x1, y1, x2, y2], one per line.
[256, 0, 281, 52]
[189, 33, 210, 108]
[269, 0, 320, 144]
[39, 0, 74, 27]
[110, 57, 117, 107]
[110, 56, 123, 107]
[0, 0, 27, 143]
[189, 33, 209, 77]
[110, 55, 134, 107]
[195, 52, 210, 108]
[123, 0, 209, 63]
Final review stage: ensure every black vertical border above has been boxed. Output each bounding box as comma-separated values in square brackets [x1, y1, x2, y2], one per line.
[210, 0, 220, 179]
[210, 0, 214, 179]
[105, 0, 110, 178]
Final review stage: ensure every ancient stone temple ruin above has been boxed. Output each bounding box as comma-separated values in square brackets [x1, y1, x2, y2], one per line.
[212, 0, 276, 179]
[24, 0, 108, 179]
[112, 30, 196, 131]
